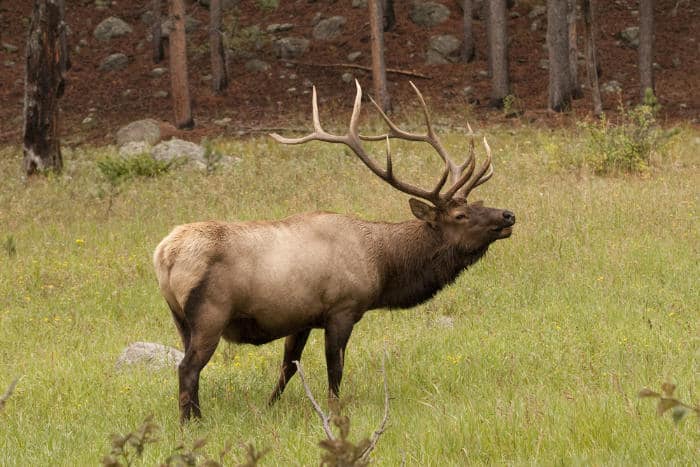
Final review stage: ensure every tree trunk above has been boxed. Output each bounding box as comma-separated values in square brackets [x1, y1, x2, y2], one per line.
[462, 0, 475, 62]
[369, 0, 391, 113]
[383, 0, 396, 31]
[209, 0, 227, 93]
[169, 0, 194, 129]
[567, 0, 583, 98]
[639, 0, 655, 101]
[547, 0, 572, 112]
[582, 0, 602, 115]
[57, 0, 70, 74]
[487, 0, 509, 107]
[152, 0, 164, 63]
[23, 0, 64, 175]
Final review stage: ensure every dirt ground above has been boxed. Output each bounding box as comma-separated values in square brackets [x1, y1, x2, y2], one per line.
[0, 0, 698, 146]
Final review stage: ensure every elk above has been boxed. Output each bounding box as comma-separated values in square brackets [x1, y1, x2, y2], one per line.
[153, 81, 515, 422]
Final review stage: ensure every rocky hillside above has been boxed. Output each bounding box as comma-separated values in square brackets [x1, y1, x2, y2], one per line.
[0, 0, 697, 144]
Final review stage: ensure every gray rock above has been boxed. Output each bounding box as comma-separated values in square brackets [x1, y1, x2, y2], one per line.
[427, 34, 461, 64]
[341, 72, 354, 83]
[618, 26, 639, 48]
[266, 23, 294, 33]
[602, 80, 622, 94]
[352, 0, 367, 8]
[99, 53, 129, 72]
[672, 56, 681, 68]
[121, 88, 135, 98]
[3, 60, 15, 67]
[151, 67, 167, 77]
[94, 17, 133, 41]
[462, 86, 473, 95]
[245, 58, 270, 72]
[152, 138, 206, 169]
[274, 37, 310, 59]
[313, 16, 346, 40]
[410, 2, 450, 27]
[528, 5, 547, 19]
[213, 117, 232, 126]
[530, 18, 542, 32]
[311, 12, 323, 26]
[116, 342, 183, 370]
[347, 51, 362, 62]
[118, 141, 152, 157]
[140, 10, 155, 25]
[82, 116, 95, 125]
[116, 119, 161, 146]
[539, 58, 549, 70]
[153, 90, 169, 98]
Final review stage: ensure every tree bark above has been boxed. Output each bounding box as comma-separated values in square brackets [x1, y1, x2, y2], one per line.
[547, 0, 572, 112]
[169, 0, 194, 129]
[462, 0, 475, 62]
[209, 0, 227, 93]
[152, 0, 164, 63]
[582, 0, 602, 115]
[383, 0, 396, 31]
[487, 0, 509, 107]
[567, 0, 583, 98]
[369, 0, 391, 113]
[639, 0, 655, 101]
[23, 0, 64, 175]
[57, 0, 70, 74]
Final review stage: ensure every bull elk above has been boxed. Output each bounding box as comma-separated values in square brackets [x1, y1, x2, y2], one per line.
[154, 81, 515, 422]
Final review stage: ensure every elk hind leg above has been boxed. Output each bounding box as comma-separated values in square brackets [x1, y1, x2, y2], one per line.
[178, 301, 226, 422]
[268, 329, 311, 405]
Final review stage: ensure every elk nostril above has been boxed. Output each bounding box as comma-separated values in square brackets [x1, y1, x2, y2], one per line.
[503, 211, 515, 223]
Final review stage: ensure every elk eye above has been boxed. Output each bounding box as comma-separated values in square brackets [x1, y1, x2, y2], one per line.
[455, 213, 467, 221]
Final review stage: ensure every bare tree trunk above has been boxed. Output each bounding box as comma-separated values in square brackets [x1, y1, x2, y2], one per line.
[152, 0, 164, 63]
[369, 0, 391, 113]
[383, 0, 396, 31]
[639, 0, 655, 101]
[209, 0, 227, 93]
[487, 0, 509, 107]
[169, 0, 194, 129]
[547, 0, 572, 111]
[23, 0, 64, 175]
[57, 0, 70, 74]
[567, 0, 583, 98]
[582, 0, 602, 115]
[462, 0, 475, 62]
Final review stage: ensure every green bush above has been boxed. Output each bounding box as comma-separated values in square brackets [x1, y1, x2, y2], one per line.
[97, 153, 174, 185]
[579, 92, 673, 175]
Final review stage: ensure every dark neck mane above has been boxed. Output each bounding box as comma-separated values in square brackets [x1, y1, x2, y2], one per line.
[367, 220, 489, 310]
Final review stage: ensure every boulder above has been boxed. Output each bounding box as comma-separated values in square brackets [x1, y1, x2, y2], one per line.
[426, 34, 461, 64]
[274, 37, 310, 59]
[618, 26, 640, 48]
[93, 17, 132, 41]
[116, 119, 161, 146]
[312, 16, 347, 40]
[152, 138, 206, 169]
[410, 2, 450, 27]
[99, 53, 129, 72]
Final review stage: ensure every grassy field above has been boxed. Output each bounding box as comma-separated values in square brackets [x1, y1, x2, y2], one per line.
[0, 124, 698, 465]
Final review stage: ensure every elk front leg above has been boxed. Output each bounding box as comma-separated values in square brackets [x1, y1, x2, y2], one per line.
[268, 329, 311, 405]
[324, 315, 355, 399]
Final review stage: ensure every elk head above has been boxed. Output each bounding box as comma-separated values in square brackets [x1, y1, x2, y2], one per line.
[271, 81, 515, 253]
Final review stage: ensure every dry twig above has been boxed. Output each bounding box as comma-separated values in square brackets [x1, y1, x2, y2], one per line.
[293, 360, 335, 440]
[359, 350, 390, 463]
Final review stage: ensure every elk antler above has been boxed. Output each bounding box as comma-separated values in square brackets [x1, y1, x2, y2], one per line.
[270, 80, 494, 206]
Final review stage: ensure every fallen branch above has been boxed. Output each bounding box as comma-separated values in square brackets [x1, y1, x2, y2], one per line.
[0, 378, 19, 411]
[281, 60, 432, 80]
[293, 360, 335, 440]
[293, 350, 390, 464]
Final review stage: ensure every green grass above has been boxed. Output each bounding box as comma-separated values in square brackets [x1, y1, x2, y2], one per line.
[0, 126, 698, 465]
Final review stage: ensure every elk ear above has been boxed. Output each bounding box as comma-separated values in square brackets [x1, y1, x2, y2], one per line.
[409, 198, 438, 224]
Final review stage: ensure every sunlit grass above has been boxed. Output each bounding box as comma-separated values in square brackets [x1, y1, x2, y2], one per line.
[0, 125, 698, 465]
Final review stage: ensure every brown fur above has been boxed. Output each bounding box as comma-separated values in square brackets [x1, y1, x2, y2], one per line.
[154, 199, 515, 422]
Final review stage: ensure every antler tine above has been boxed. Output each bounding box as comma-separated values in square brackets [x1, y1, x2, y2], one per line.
[270, 86, 346, 145]
[458, 137, 495, 197]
